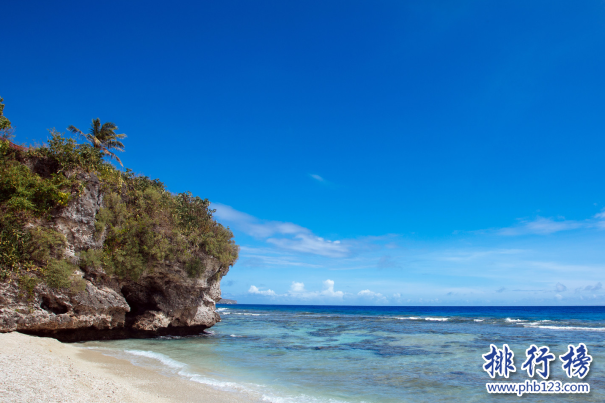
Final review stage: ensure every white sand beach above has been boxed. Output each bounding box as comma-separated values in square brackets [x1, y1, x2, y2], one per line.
[0, 332, 248, 403]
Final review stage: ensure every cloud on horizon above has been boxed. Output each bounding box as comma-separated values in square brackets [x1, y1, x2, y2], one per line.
[248, 285, 277, 296]
[575, 282, 603, 293]
[217, 203, 605, 305]
[248, 279, 344, 299]
[289, 279, 344, 299]
[358, 289, 384, 299]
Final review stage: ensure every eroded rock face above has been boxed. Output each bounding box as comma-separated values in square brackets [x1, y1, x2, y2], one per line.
[0, 280, 130, 336]
[0, 174, 228, 342]
[52, 173, 105, 259]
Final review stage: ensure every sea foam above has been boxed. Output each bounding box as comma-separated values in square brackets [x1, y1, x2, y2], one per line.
[124, 349, 186, 370]
[505, 318, 526, 323]
[524, 325, 605, 332]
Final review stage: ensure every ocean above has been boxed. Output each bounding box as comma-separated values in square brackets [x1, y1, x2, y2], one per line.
[82, 305, 605, 402]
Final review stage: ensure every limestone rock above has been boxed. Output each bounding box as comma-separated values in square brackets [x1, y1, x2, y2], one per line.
[52, 173, 105, 258]
[0, 174, 228, 342]
[0, 280, 129, 335]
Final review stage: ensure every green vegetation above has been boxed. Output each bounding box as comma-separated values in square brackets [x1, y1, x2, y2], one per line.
[0, 108, 238, 294]
[68, 118, 126, 166]
[0, 130, 85, 288]
[0, 96, 14, 142]
[96, 175, 238, 280]
[0, 96, 11, 131]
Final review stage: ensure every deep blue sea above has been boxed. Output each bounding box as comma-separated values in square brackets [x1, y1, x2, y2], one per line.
[82, 305, 605, 402]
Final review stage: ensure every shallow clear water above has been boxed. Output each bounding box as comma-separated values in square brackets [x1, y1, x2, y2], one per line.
[82, 305, 605, 402]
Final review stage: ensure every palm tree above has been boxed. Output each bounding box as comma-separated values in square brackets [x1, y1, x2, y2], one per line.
[68, 118, 126, 166]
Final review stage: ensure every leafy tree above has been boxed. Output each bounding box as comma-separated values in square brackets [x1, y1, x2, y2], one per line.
[0, 97, 11, 130]
[0, 96, 13, 140]
[67, 118, 126, 166]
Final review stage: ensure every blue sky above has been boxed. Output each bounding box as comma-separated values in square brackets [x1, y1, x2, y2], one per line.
[3, 1, 605, 305]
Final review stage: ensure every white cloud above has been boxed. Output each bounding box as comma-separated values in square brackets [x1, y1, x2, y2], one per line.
[527, 261, 605, 274]
[287, 279, 344, 299]
[555, 282, 567, 292]
[248, 285, 277, 296]
[358, 289, 383, 298]
[576, 282, 603, 293]
[310, 174, 325, 182]
[497, 217, 583, 236]
[290, 281, 305, 293]
[267, 234, 349, 258]
[213, 204, 307, 238]
[493, 212, 605, 236]
[239, 253, 322, 268]
[321, 279, 344, 298]
[246, 283, 331, 298]
[596, 211, 605, 229]
[213, 204, 350, 258]
[357, 289, 389, 303]
[440, 249, 524, 262]
[586, 282, 602, 291]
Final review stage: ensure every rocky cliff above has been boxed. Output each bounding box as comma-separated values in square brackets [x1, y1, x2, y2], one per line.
[0, 139, 235, 342]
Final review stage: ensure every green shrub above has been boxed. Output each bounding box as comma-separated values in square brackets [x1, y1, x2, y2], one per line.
[39, 129, 104, 173]
[1, 128, 238, 292]
[45, 259, 79, 290]
[0, 131, 104, 288]
[0, 153, 73, 216]
[18, 275, 40, 297]
[0, 213, 28, 279]
[95, 178, 239, 280]
[24, 227, 66, 264]
[185, 257, 205, 278]
[78, 249, 103, 270]
[0, 96, 11, 131]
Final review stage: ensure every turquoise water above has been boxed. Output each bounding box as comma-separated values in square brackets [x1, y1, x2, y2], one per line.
[82, 305, 605, 402]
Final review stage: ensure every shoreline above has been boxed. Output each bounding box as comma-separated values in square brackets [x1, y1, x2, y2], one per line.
[0, 332, 250, 403]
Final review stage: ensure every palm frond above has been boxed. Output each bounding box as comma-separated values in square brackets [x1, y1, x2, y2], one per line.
[101, 122, 118, 131]
[68, 124, 101, 148]
[104, 140, 125, 150]
[71, 118, 126, 166]
[67, 125, 84, 136]
[91, 119, 101, 137]
[103, 148, 123, 166]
